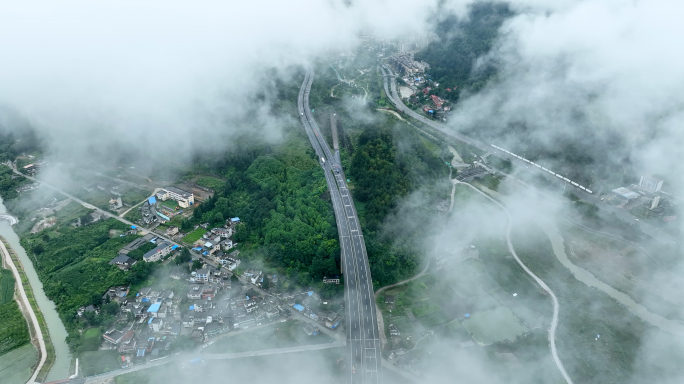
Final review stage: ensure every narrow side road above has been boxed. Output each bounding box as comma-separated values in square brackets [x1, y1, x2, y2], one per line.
[0, 238, 47, 384]
[452, 180, 574, 384]
[7, 166, 178, 246]
[373, 261, 430, 351]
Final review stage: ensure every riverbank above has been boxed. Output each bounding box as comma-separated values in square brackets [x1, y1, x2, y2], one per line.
[0, 209, 72, 381]
[0, 235, 54, 383]
[542, 222, 684, 335]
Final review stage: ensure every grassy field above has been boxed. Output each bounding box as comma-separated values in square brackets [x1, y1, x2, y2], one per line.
[412, 300, 450, 328]
[80, 350, 121, 376]
[54, 201, 91, 225]
[195, 176, 225, 190]
[121, 189, 151, 206]
[159, 200, 178, 211]
[123, 207, 142, 223]
[462, 306, 528, 346]
[0, 269, 30, 355]
[201, 320, 332, 354]
[513, 222, 684, 383]
[83, 328, 100, 339]
[0, 343, 38, 384]
[182, 227, 206, 244]
[1, 269, 15, 304]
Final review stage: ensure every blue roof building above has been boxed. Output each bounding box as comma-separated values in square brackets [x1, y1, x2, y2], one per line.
[147, 302, 161, 314]
[293, 304, 305, 312]
[148, 196, 157, 204]
[230, 217, 240, 222]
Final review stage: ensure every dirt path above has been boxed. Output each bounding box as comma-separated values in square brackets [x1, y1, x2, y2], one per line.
[376, 109, 405, 121]
[373, 260, 431, 351]
[0, 239, 47, 384]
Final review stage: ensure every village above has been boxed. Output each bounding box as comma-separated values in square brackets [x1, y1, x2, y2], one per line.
[388, 52, 451, 121]
[77, 190, 346, 370]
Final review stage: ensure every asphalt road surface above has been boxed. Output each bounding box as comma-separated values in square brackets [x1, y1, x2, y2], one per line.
[298, 67, 382, 384]
[379, 65, 677, 246]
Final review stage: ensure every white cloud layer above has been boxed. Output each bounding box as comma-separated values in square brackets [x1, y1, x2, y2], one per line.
[0, 0, 438, 159]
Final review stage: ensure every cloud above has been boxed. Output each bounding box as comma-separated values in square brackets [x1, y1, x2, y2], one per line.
[449, 0, 684, 191]
[0, 0, 442, 162]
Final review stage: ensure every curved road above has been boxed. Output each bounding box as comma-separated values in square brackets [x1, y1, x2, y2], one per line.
[452, 180, 574, 384]
[373, 261, 430, 350]
[380, 65, 677, 246]
[7, 166, 179, 247]
[1, 238, 47, 384]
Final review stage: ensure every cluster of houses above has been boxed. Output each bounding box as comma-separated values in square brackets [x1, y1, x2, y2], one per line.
[190, 220, 239, 264]
[289, 291, 343, 331]
[389, 53, 429, 76]
[88, 285, 183, 365]
[138, 186, 195, 225]
[95, 255, 298, 365]
[109, 232, 180, 270]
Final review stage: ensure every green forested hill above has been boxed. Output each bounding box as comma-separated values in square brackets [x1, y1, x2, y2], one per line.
[415, 2, 513, 101]
[191, 131, 340, 286]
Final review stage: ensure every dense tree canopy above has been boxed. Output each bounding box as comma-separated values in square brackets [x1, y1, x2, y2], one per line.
[415, 2, 513, 101]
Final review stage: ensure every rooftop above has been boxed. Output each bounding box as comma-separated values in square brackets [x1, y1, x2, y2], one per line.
[612, 187, 640, 200]
[142, 242, 172, 260]
[110, 254, 135, 265]
[165, 186, 192, 198]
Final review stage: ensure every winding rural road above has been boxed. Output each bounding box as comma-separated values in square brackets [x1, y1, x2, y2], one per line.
[373, 261, 430, 351]
[0, 238, 47, 384]
[452, 180, 574, 384]
[6, 166, 178, 247]
[380, 64, 677, 247]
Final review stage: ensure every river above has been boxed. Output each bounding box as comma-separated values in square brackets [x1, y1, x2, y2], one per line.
[542, 222, 684, 335]
[0, 198, 72, 381]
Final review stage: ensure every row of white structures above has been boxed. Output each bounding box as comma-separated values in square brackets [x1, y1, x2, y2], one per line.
[491, 144, 593, 194]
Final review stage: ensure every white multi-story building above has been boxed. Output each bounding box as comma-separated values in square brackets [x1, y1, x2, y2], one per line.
[156, 187, 195, 208]
[639, 176, 664, 193]
[143, 242, 174, 262]
[195, 268, 211, 283]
